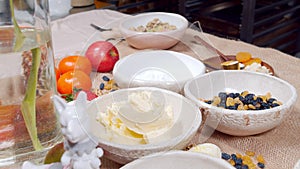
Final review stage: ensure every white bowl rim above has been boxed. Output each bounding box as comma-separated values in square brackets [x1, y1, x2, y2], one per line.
[113, 50, 206, 85]
[91, 87, 202, 151]
[119, 12, 189, 35]
[183, 70, 298, 115]
[120, 150, 235, 169]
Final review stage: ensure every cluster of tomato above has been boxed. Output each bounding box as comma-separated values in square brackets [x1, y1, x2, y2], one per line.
[55, 41, 119, 101]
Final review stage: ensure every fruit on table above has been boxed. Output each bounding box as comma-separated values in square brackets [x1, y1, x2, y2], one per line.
[74, 89, 98, 101]
[85, 41, 119, 72]
[57, 70, 92, 95]
[243, 57, 262, 66]
[236, 52, 252, 62]
[235, 52, 262, 66]
[55, 67, 60, 81]
[58, 55, 92, 75]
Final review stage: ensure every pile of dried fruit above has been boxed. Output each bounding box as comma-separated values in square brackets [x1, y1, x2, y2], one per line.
[235, 52, 271, 74]
[201, 91, 282, 110]
[93, 75, 119, 96]
[222, 150, 266, 169]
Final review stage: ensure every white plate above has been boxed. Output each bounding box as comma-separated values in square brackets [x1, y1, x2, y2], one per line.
[120, 150, 235, 169]
[112, 50, 206, 93]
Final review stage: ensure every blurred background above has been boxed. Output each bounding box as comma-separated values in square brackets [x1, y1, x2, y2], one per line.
[88, 0, 300, 58]
[2, 0, 299, 57]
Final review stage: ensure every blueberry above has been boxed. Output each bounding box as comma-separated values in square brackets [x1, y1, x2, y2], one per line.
[231, 154, 237, 161]
[205, 100, 212, 104]
[235, 164, 242, 169]
[257, 162, 265, 168]
[228, 93, 235, 98]
[245, 94, 254, 100]
[221, 153, 231, 160]
[234, 103, 239, 109]
[227, 106, 236, 110]
[244, 98, 252, 105]
[234, 93, 240, 98]
[242, 165, 249, 169]
[261, 102, 270, 109]
[99, 83, 105, 90]
[256, 97, 263, 103]
[251, 99, 258, 106]
[239, 96, 245, 103]
[267, 98, 276, 103]
[271, 103, 280, 107]
[102, 75, 110, 81]
[235, 158, 242, 165]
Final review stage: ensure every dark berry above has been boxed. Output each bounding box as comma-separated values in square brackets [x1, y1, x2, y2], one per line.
[234, 103, 239, 109]
[242, 165, 249, 169]
[235, 164, 242, 169]
[205, 100, 212, 104]
[102, 75, 110, 81]
[271, 103, 280, 107]
[239, 96, 245, 103]
[231, 154, 237, 161]
[257, 162, 265, 168]
[251, 99, 258, 106]
[261, 102, 270, 109]
[235, 158, 242, 165]
[227, 106, 236, 110]
[99, 83, 105, 90]
[267, 98, 276, 103]
[221, 152, 231, 160]
[228, 93, 235, 98]
[256, 97, 263, 103]
[234, 93, 240, 98]
[245, 94, 254, 100]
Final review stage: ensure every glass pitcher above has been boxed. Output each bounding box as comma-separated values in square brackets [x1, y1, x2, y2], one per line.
[0, 0, 62, 167]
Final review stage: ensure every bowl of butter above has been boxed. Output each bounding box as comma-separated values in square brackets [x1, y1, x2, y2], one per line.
[87, 87, 202, 164]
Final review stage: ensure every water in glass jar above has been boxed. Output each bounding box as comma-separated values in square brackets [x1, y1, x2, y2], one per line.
[0, 26, 62, 167]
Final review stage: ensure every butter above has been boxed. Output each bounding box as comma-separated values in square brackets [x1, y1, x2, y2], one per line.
[188, 143, 222, 158]
[97, 91, 174, 144]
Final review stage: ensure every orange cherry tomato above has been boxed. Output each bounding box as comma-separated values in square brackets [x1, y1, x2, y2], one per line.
[57, 70, 92, 95]
[58, 55, 92, 75]
[55, 67, 60, 81]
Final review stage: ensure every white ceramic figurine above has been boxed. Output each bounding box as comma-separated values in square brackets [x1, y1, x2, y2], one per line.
[22, 92, 103, 169]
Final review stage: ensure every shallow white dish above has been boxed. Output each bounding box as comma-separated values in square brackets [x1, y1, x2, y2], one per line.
[121, 150, 234, 169]
[184, 70, 297, 136]
[119, 12, 188, 49]
[87, 87, 202, 164]
[113, 50, 206, 93]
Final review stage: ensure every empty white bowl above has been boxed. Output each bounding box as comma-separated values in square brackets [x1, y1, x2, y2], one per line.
[121, 150, 234, 169]
[113, 50, 206, 93]
[184, 70, 297, 136]
[87, 87, 202, 164]
[119, 12, 188, 49]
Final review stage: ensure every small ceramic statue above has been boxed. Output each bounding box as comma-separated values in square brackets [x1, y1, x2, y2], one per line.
[22, 92, 103, 169]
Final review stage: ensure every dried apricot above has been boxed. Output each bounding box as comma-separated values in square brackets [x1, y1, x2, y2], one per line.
[243, 57, 262, 66]
[236, 52, 252, 62]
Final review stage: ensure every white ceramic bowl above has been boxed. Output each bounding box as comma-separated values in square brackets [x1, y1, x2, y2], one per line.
[184, 70, 297, 136]
[113, 50, 206, 93]
[87, 87, 202, 164]
[121, 150, 235, 169]
[119, 12, 188, 49]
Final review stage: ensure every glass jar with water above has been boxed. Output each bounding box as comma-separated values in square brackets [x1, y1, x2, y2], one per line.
[0, 0, 62, 167]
